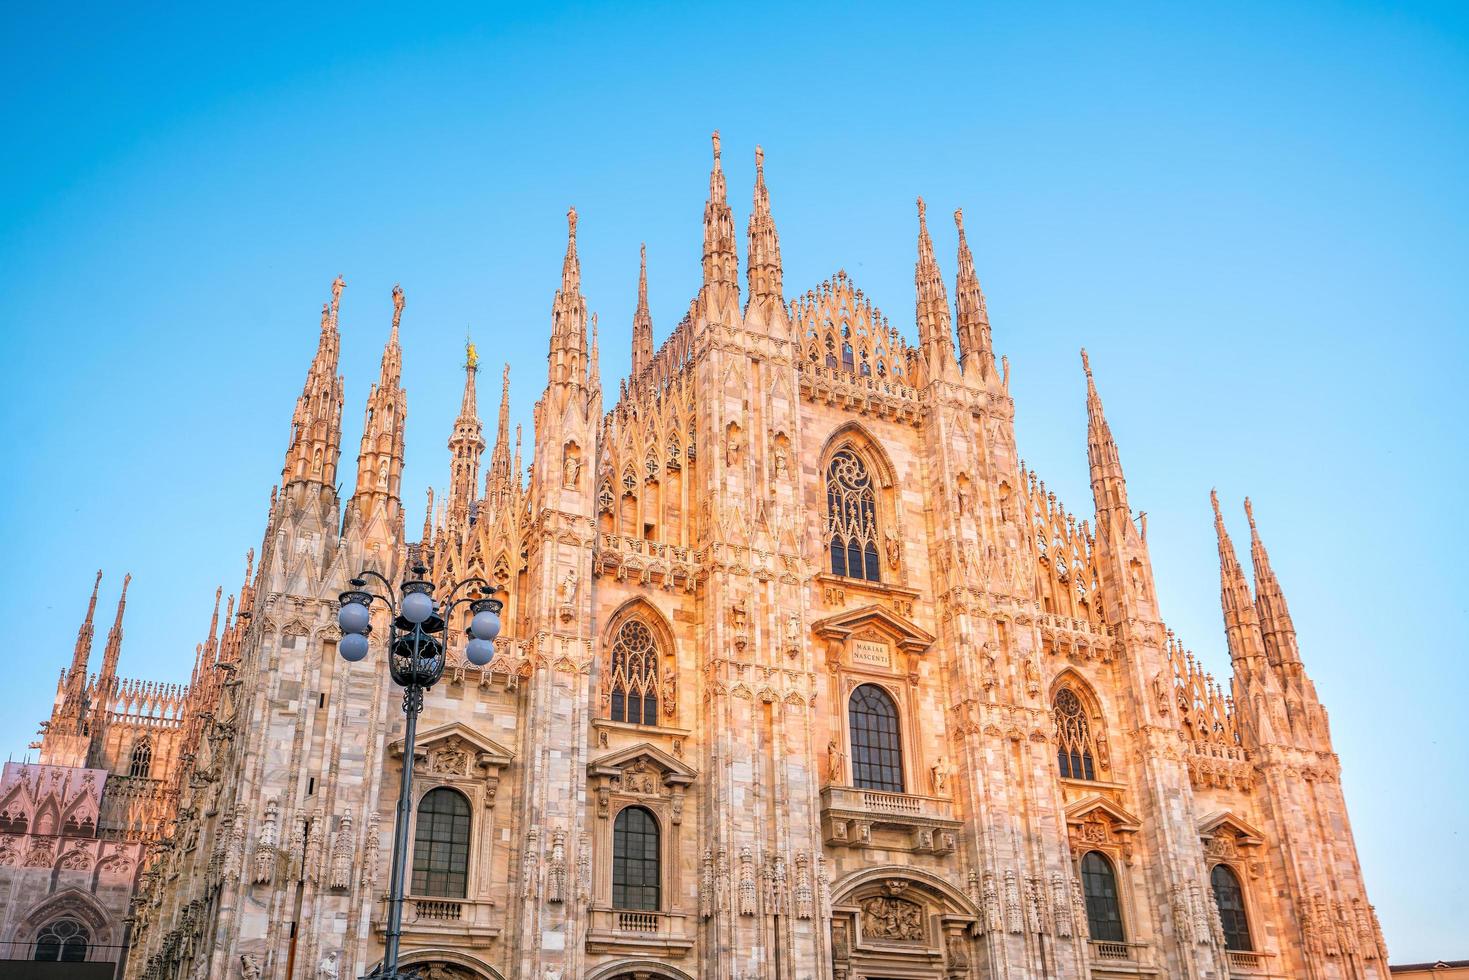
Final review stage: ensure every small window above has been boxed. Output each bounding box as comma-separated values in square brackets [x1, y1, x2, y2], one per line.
[612, 806, 661, 910]
[34, 919, 88, 962]
[412, 787, 471, 898]
[1081, 851, 1124, 942]
[1211, 864, 1253, 951]
[849, 684, 904, 792]
[129, 738, 152, 778]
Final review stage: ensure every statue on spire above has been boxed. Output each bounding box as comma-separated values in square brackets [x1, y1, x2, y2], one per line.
[391, 284, 405, 329]
[331, 274, 346, 312]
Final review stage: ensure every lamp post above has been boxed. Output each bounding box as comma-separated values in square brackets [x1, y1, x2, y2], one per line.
[337, 563, 501, 979]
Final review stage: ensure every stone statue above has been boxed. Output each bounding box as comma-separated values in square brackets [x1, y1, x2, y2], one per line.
[562, 451, 580, 489]
[827, 739, 845, 783]
[391, 283, 405, 324]
[239, 954, 262, 980]
[771, 441, 789, 479]
[317, 950, 338, 980]
[885, 529, 901, 569]
[931, 756, 949, 794]
[330, 275, 345, 308]
[558, 566, 578, 605]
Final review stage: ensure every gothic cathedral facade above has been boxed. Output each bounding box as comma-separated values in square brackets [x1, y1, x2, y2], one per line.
[19, 135, 1385, 980]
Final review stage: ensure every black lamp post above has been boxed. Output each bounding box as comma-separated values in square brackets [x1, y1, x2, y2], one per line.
[337, 563, 502, 979]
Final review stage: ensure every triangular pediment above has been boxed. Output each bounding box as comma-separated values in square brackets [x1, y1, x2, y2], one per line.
[587, 741, 696, 786]
[390, 721, 513, 769]
[1065, 794, 1142, 834]
[811, 604, 935, 651]
[1198, 809, 1266, 845]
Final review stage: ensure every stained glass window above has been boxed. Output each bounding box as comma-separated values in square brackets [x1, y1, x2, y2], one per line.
[129, 738, 152, 778]
[1054, 687, 1097, 780]
[826, 449, 881, 582]
[33, 919, 88, 962]
[608, 620, 660, 725]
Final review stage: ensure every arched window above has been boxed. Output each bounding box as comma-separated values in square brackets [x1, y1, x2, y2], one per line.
[129, 738, 152, 778]
[848, 684, 904, 792]
[826, 449, 880, 582]
[608, 620, 660, 725]
[1211, 864, 1253, 951]
[33, 919, 88, 962]
[1081, 851, 1125, 942]
[1054, 687, 1096, 781]
[612, 806, 660, 910]
[412, 788, 470, 898]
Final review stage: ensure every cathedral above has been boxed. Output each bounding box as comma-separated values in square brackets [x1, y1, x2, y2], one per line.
[8, 133, 1386, 980]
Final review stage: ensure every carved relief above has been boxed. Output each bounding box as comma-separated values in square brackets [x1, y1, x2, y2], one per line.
[859, 895, 924, 941]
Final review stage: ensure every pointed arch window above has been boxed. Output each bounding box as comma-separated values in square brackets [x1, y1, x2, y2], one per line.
[1211, 864, 1253, 951]
[848, 684, 904, 792]
[1081, 851, 1125, 942]
[412, 787, 470, 898]
[129, 738, 152, 778]
[609, 620, 660, 725]
[612, 805, 661, 910]
[826, 449, 881, 582]
[1054, 687, 1096, 781]
[33, 919, 88, 962]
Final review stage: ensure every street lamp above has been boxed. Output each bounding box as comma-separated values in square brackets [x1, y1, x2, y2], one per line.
[337, 563, 501, 979]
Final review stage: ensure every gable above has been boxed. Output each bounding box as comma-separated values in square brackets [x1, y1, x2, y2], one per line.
[811, 604, 934, 652]
[587, 741, 696, 786]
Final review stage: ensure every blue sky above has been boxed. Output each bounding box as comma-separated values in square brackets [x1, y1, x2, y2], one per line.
[2, 0, 1464, 961]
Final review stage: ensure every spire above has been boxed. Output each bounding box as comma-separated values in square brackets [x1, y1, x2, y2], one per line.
[1245, 498, 1301, 668]
[700, 131, 739, 311]
[588, 312, 601, 396]
[953, 208, 995, 377]
[1082, 350, 1130, 519]
[512, 424, 523, 489]
[421, 487, 435, 544]
[914, 198, 956, 371]
[98, 573, 131, 682]
[632, 245, 654, 377]
[351, 285, 407, 513]
[447, 338, 485, 528]
[1213, 490, 1269, 671]
[745, 145, 785, 324]
[548, 208, 589, 387]
[69, 570, 103, 681]
[282, 278, 346, 488]
[485, 363, 514, 497]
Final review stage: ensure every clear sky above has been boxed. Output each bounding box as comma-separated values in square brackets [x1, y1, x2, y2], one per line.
[2, 0, 1464, 961]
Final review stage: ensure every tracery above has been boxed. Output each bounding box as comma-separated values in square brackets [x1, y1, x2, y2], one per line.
[1054, 687, 1097, 781]
[608, 620, 660, 725]
[826, 449, 881, 582]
